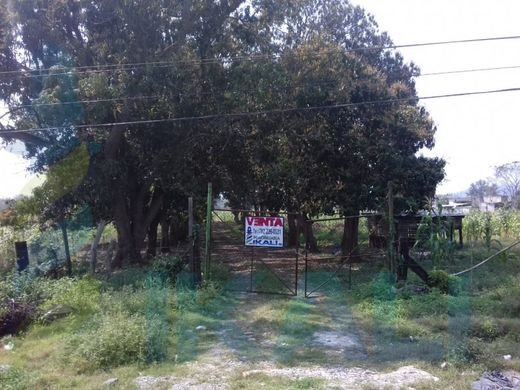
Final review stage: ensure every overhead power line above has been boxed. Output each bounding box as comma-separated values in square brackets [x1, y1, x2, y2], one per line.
[2, 63, 520, 114]
[0, 95, 161, 119]
[420, 64, 520, 76]
[1, 34, 520, 77]
[6, 60, 520, 82]
[4, 86, 520, 135]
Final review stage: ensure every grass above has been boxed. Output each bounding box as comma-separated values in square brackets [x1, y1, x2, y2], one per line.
[1, 227, 520, 388]
[346, 242, 520, 373]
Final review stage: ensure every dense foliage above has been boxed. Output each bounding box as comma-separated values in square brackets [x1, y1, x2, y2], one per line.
[0, 1, 444, 265]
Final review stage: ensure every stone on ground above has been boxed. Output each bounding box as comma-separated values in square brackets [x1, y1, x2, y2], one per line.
[471, 371, 520, 390]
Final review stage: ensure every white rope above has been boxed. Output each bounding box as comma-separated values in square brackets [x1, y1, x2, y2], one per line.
[451, 240, 520, 276]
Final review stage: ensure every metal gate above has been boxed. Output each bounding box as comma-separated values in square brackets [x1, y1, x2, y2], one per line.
[302, 215, 385, 298]
[206, 208, 385, 297]
[209, 209, 298, 296]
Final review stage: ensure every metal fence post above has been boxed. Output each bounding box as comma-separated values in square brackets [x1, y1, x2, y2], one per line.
[61, 221, 72, 276]
[294, 248, 299, 296]
[205, 182, 213, 280]
[304, 250, 308, 298]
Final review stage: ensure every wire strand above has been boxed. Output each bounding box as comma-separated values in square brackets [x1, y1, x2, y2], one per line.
[3, 86, 520, 135]
[3, 63, 520, 114]
[2, 34, 520, 77]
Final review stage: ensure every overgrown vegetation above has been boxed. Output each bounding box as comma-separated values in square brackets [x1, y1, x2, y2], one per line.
[348, 240, 520, 370]
[0, 235, 519, 388]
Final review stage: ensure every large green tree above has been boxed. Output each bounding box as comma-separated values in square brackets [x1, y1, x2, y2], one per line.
[0, 0, 445, 266]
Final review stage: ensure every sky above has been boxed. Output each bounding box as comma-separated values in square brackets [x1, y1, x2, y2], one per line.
[355, 0, 520, 194]
[1, 0, 519, 197]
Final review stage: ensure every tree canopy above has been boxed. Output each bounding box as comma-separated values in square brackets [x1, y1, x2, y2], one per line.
[0, 0, 445, 264]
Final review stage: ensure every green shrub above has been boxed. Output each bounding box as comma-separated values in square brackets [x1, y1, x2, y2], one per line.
[428, 270, 461, 295]
[447, 338, 482, 365]
[144, 273, 170, 363]
[106, 267, 148, 289]
[0, 272, 59, 335]
[399, 290, 448, 318]
[145, 315, 170, 363]
[151, 255, 185, 284]
[42, 276, 101, 314]
[470, 317, 501, 341]
[68, 311, 148, 370]
[100, 285, 147, 315]
[491, 275, 520, 317]
[0, 272, 54, 305]
[496, 318, 520, 342]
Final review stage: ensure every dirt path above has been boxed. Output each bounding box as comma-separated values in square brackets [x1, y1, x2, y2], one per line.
[135, 290, 439, 389]
[133, 219, 440, 388]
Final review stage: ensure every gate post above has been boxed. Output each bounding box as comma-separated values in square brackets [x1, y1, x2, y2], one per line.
[204, 182, 213, 280]
[15, 241, 29, 272]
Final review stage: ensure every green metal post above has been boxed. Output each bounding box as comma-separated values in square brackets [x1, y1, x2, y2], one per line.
[387, 181, 396, 275]
[205, 182, 213, 280]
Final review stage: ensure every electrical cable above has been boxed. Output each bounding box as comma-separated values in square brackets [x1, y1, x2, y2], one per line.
[3, 86, 520, 135]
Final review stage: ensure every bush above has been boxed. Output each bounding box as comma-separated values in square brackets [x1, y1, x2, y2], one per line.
[0, 272, 55, 335]
[447, 338, 501, 368]
[470, 317, 501, 341]
[106, 267, 148, 289]
[151, 255, 185, 284]
[0, 299, 36, 337]
[100, 285, 147, 315]
[41, 276, 101, 315]
[68, 311, 148, 370]
[175, 280, 221, 311]
[428, 269, 462, 295]
[0, 272, 54, 305]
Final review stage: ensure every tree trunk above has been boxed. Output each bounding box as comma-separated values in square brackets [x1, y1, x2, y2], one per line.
[105, 239, 116, 275]
[147, 217, 160, 258]
[298, 215, 318, 252]
[170, 217, 188, 246]
[89, 220, 106, 274]
[112, 190, 139, 268]
[341, 216, 360, 259]
[112, 186, 164, 268]
[160, 217, 170, 253]
[287, 213, 299, 247]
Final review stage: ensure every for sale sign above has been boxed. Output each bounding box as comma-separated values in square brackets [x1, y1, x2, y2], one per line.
[244, 216, 284, 248]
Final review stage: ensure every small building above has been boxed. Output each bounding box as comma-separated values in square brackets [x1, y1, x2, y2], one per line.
[479, 196, 506, 212]
[440, 198, 473, 215]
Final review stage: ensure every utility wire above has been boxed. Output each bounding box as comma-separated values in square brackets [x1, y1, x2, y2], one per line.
[420, 64, 520, 76]
[3, 86, 520, 135]
[3, 63, 520, 113]
[0, 95, 161, 119]
[451, 240, 520, 276]
[2, 34, 520, 77]
[7, 60, 520, 81]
